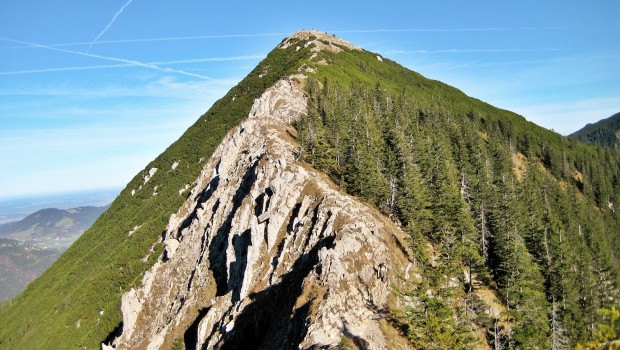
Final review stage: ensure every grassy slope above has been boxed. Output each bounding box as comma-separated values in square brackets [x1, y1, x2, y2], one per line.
[0, 38, 314, 350]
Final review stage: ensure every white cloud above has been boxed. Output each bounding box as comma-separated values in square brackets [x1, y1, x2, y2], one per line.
[0, 72, 240, 198]
[0, 114, 192, 198]
[0, 152, 151, 198]
[0, 74, 238, 99]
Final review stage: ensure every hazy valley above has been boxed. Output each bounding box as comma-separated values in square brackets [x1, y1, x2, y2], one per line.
[0, 193, 112, 301]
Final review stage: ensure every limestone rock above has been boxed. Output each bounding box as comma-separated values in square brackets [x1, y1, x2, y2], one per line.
[163, 238, 180, 260]
[143, 167, 157, 184]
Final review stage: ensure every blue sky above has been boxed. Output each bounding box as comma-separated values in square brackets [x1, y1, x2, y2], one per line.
[1, 0, 618, 198]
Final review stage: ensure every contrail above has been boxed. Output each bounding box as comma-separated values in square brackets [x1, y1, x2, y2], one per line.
[330, 28, 519, 34]
[0, 54, 266, 76]
[3, 28, 553, 50]
[0, 37, 211, 79]
[385, 48, 563, 55]
[432, 48, 562, 53]
[7, 32, 289, 49]
[329, 27, 560, 34]
[0, 63, 129, 75]
[93, 0, 134, 43]
[151, 55, 266, 64]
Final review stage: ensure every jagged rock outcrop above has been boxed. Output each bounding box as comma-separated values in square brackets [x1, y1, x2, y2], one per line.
[105, 76, 412, 349]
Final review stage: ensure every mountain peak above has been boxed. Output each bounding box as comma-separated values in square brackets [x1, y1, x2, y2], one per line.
[279, 29, 360, 53]
[2, 30, 619, 350]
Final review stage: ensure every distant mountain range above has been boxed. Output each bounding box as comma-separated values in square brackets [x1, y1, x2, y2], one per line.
[570, 112, 620, 149]
[0, 238, 59, 301]
[0, 205, 108, 301]
[0, 205, 109, 251]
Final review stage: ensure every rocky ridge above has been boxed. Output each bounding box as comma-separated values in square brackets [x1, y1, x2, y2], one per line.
[105, 76, 412, 349]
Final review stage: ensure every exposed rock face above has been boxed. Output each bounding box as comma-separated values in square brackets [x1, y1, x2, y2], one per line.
[107, 78, 411, 349]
